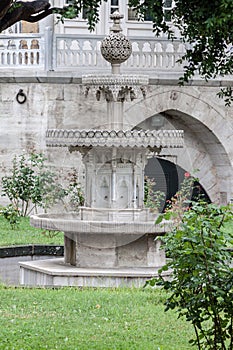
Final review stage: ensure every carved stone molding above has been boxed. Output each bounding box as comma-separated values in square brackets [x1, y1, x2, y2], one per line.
[46, 129, 184, 149]
[82, 74, 149, 101]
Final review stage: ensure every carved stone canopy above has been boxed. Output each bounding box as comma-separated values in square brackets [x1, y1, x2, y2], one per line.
[82, 74, 149, 102]
[46, 128, 184, 150]
[82, 11, 148, 101]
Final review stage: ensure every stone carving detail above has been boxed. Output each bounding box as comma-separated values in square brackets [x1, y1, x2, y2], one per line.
[101, 11, 132, 65]
[46, 129, 184, 150]
[82, 12, 148, 101]
[101, 32, 132, 64]
[82, 74, 149, 101]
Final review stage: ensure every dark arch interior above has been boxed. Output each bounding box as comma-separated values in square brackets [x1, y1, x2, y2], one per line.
[145, 157, 211, 211]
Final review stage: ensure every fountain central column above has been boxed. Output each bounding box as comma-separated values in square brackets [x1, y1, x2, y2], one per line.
[82, 11, 150, 210]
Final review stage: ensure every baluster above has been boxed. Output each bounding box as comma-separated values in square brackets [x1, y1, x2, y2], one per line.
[15, 40, 19, 66]
[155, 42, 163, 68]
[96, 40, 103, 67]
[143, 42, 152, 68]
[57, 39, 63, 67]
[80, 39, 85, 66]
[67, 39, 73, 66]
[166, 42, 175, 68]
[1, 52, 4, 66]
[60, 39, 66, 66]
[84, 40, 92, 66]
[176, 42, 185, 68]
[160, 42, 167, 68]
[150, 42, 155, 68]
[92, 39, 96, 66]
[76, 39, 80, 66]
[60, 39, 67, 66]
[89, 40, 94, 66]
[44, 27, 53, 70]
[137, 42, 144, 68]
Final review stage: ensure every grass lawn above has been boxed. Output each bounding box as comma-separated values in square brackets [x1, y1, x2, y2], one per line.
[0, 216, 231, 349]
[0, 216, 64, 247]
[0, 286, 194, 350]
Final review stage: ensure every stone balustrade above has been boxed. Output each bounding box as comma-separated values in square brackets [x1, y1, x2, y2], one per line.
[0, 34, 44, 68]
[0, 28, 186, 74]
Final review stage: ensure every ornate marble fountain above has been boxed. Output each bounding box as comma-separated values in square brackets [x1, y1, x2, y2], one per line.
[20, 12, 184, 287]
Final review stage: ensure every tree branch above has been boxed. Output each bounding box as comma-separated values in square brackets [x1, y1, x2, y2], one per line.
[0, 1, 55, 32]
[0, 0, 12, 18]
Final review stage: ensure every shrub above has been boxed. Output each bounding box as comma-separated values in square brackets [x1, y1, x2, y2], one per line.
[148, 200, 233, 350]
[0, 204, 20, 229]
[144, 176, 165, 212]
[1, 152, 84, 216]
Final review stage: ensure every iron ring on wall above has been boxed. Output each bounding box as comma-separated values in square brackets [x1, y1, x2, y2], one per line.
[16, 89, 27, 104]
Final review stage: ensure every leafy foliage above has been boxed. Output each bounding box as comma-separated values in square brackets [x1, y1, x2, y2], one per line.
[63, 168, 85, 211]
[0, 204, 20, 229]
[144, 176, 165, 212]
[1, 152, 84, 217]
[128, 0, 233, 104]
[148, 201, 233, 350]
[54, 0, 106, 32]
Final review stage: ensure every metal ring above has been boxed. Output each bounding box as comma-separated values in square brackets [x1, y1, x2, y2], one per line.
[16, 89, 27, 104]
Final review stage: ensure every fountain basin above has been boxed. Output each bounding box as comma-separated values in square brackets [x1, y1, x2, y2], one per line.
[30, 208, 166, 269]
[30, 207, 161, 234]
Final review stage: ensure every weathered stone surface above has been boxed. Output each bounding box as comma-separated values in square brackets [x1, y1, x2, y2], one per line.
[0, 245, 64, 285]
[19, 258, 171, 287]
[0, 77, 232, 205]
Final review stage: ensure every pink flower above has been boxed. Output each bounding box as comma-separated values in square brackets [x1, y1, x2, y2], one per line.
[184, 172, 190, 178]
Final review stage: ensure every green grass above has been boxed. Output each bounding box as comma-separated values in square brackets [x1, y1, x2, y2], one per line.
[0, 216, 64, 247]
[0, 286, 194, 350]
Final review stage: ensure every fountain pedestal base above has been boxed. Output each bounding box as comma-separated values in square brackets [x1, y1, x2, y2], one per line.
[65, 233, 165, 268]
[19, 258, 170, 287]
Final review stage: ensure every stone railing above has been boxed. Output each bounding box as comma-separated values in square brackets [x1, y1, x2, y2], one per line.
[0, 27, 186, 74]
[0, 33, 44, 68]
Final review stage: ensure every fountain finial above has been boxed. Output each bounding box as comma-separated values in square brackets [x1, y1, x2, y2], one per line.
[110, 11, 124, 33]
[100, 11, 132, 73]
[83, 10, 149, 103]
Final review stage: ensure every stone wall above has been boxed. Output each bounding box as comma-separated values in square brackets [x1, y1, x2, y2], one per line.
[0, 73, 232, 206]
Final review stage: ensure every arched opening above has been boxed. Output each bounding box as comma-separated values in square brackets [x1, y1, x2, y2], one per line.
[126, 89, 233, 204]
[145, 157, 211, 211]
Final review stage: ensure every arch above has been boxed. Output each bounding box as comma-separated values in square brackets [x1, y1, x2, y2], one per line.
[145, 157, 211, 211]
[125, 89, 233, 204]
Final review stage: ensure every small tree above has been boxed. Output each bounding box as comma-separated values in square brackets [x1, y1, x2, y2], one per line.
[1, 152, 67, 216]
[148, 200, 233, 350]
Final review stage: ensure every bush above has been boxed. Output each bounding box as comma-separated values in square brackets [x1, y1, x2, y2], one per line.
[0, 204, 20, 229]
[148, 201, 233, 350]
[144, 176, 165, 212]
[1, 152, 84, 216]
